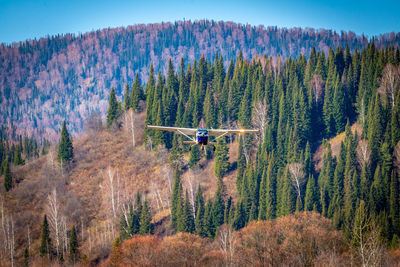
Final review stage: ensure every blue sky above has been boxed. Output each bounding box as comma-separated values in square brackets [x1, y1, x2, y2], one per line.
[0, 0, 399, 44]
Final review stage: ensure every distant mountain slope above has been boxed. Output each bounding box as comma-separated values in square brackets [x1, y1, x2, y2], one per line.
[1, 20, 399, 138]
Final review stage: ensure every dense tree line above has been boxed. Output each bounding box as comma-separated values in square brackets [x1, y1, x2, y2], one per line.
[133, 43, 400, 244]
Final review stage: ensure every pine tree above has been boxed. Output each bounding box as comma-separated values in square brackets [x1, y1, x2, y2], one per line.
[304, 175, 319, 211]
[131, 74, 144, 112]
[3, 160, 11, 191]
[57, 120, 73, 163]
[390, 170, 400, 235]
[182, 191, 195, 233]
[139, 200, 152, 235]
[23, 247, 29, 267]
[214, 138, 229, 179]
[204, 199, 214, 237]
[171, 168, 182, 230]
[123, 83, 130, 110]
[195, 185, 206, 237]
[13, 144, 24, 165]
[69, 225, 79, 264]
[189, 145, 201, 168]
[106, 87, 119, 128]
[211, 186, 225, 235]
[39, 215, 52, 257]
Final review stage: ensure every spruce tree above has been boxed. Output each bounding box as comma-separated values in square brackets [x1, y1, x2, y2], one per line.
[130, 74, 144, 112]
[195, 187, 206, 237]
[182, 191, 195, 233]
[23, 247, 29, 267]
[14, 144, 24, 165]
[211, 186, 225, 235]
[69, 225, 79, 264]
[214, 138, 229, 179]
[139, 200, 152, 234]
[39, 215, 52, 257]
[106, 87, 119, 128]
[123, 83, 130, 110]
[189, 145, 201, 168]
[304, 175, 319, 211]
[390, 171, 400, 235]
[57, 121, 73, 163]
[3, 160, 11, 191]
[171, 168, 182, 230]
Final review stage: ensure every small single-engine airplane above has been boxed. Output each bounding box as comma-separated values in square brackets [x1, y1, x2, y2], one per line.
[145, 125, 258, 150]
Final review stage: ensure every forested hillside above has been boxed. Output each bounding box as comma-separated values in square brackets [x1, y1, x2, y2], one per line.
[1, 24, 400, 265]
[1, 20, 400, 139]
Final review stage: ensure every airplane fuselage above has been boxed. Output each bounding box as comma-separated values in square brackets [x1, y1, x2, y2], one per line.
[196, 129, 209, 145]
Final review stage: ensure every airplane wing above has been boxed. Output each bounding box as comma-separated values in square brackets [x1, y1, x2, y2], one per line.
[208, 129, 259, 136]
[145, 125, 197, 136]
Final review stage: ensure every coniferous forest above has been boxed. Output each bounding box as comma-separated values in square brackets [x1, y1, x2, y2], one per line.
[1, 22, 400, 266]
[138, 44, 400, 243]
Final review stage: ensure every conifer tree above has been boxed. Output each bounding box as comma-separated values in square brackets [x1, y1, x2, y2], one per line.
[171, 169, 181, 230]
[23, 247, 29, 267]
[39, 215, 52, 257]
[232, 201, 246, 230]
[182, 191, 195, 233]
[204, 199, 214, 237]
[123, 83, 130, 110]
[130, 193, 142, 235]
[14, 144, 24, 165]
[69, 225, 79, 264]
[390, 171, 400, 235]
[57, 120, 73, 163]
[214, 138, 229, 179]
[131, 74, 144, 112]
[211, 186, 225, 234]
[195, 186, 206, 237]
[139, 200, 152, 235]
[106, 87, 119, 128]
[3, 160, 11, 191]
[189, 145, 201, 168]
[304, 175, 319, 211]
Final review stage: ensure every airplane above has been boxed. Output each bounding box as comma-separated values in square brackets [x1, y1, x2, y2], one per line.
[145, 125, 259, 150]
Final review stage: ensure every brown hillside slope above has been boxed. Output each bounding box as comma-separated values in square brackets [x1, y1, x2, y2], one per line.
[313, 123, 362, 172]
[0, 111, 239, 265]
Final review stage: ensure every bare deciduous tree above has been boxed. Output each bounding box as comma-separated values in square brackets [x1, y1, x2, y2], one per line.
[378, 63, 400, 108]
[104, 167, 118, 219]
[288, 162, 306, 205]
[217, 224, 236, 266]
[252, 100, 269, 144]
[47, 188, 61, 256]
[353, 209, 387, 266]
[357, 140, 371, 170]
[125, 109, 137, 149]
[311, 74, 325, 104]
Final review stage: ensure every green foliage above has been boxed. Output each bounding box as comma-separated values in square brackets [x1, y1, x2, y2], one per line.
[57, 120, 73, 163]
[13, 144, 24, 165]
[189, 145, 201, 168]
[139, 200, 152, 235]
[3, 160, 11, 191]
[69, 225, 79, 263]
[39, 215, 52, 257]
[106, 87, 120, 128]
[214, 138, 229, 179]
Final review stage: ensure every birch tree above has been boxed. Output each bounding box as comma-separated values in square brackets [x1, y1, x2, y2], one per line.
[379, 63, 400, 108]
[47, 188, 61, 256]
[252, 100, 269, 144]
[357, 140, 371, 170]
[288, 162, 306, 206]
